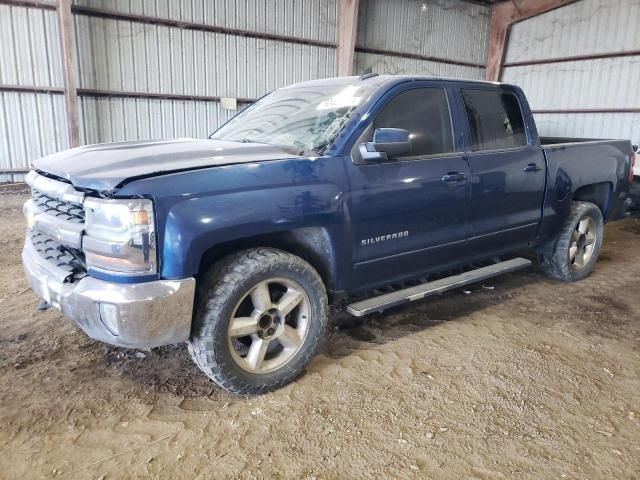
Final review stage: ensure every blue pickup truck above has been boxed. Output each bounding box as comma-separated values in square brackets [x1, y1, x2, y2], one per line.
[22, 74, 634, 394]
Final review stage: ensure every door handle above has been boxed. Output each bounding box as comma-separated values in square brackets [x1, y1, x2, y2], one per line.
[442, 172, 466, 183]
[524, 163, 540, 172]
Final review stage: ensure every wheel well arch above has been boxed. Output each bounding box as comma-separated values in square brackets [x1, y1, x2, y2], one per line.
[572, 182, 612, 217]
[197, 227, 337, 292]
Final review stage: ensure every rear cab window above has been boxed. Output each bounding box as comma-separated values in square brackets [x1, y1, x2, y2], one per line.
[461, 89, 527, 151]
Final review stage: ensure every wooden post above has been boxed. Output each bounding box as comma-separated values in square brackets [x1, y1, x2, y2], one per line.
[486, 0, 580, 82]
[56, 0, 79, 148]
[336, 0, 359, 76]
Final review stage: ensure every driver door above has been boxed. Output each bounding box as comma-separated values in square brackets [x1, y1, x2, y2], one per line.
[345, 85, 472, 290]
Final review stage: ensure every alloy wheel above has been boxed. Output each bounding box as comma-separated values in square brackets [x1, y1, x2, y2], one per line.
[227, 277, 311, 374]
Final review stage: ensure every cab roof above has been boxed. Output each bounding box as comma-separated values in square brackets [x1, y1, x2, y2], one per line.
[282, 74, 508, 90]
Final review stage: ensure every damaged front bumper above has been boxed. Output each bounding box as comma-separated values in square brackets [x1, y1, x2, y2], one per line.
[22, 237, 195, 349]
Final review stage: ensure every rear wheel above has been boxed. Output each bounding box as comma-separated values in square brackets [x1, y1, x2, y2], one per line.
[538, 201, 604, 282]
[188, 248, 327, 394]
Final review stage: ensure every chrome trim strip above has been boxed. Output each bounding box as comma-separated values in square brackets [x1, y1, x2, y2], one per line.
[24, 199, 84, 249]
[26, 170, 85, 205]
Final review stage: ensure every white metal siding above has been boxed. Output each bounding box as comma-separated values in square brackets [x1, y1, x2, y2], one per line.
[504, 57, 640, 111]
[354, 51, 483, 79]
[0, 92, 68, 182]
[79, 96, 240, 145]
[355, 0, 489, 77]
[0, 4, 62, 88]
[0, 0, 337, 179]
[0, 3, 66, 181]
[534, 113, 640, 142]
[74, 15, 336, 98]
[505, 0, 640, 63]
[72, 0, 338, 44]
[503, 0, 640, 144]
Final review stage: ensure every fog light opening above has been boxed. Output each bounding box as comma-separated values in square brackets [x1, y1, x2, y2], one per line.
[99, 303, 120, 336]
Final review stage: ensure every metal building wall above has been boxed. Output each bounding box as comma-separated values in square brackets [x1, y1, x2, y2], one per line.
[72, 0, 337, 43]
[354, 0, 489, 79]
[502, 0, 640, 143]
[1, 0, 491, 184]
[73, 0, 337, 145]
[0, 0, 337, 181]
[0, 2, 66, 182]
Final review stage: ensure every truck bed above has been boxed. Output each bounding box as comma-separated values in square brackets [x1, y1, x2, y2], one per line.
[538, 137, 633, 234]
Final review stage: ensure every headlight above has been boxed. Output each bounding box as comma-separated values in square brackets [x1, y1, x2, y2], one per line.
[83, 197, 156, 276]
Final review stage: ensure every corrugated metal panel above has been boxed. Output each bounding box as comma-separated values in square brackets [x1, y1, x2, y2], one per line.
[74, 16, 337, 98]
[0, 3, 66, 182]
[506, 0, 640, 63]
[72, 0, 338, 43]
[0, 92, 68, 181]
[504, 0, 640, 144]
[357, 0, 489, 64]
[78, 96, 242, 144]
[502, 56, 640, 110]
[0, 5, 63, 87]
[355, 51, 485, 80]
[533, 113, 640, 142]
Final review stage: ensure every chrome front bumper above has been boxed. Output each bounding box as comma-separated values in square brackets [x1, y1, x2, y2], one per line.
[22, 238, 196, 349]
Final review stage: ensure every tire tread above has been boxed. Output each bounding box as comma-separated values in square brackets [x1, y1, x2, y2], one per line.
[188, 247, 327, 395]
[538, 201, 604, 282]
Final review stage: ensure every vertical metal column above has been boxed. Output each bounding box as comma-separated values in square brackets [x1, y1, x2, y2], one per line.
[57, 0, 79, 147]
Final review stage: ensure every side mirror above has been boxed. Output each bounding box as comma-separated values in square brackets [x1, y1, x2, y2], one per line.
[359, 128, 412, 162]
[633, 144, 639, 153]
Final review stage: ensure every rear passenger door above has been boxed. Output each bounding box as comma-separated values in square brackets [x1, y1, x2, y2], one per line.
[346, 85, 471, 289]
[460, 87, 545, 255]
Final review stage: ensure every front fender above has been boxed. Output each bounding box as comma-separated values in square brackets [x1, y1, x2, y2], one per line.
[117, 157, 349, 281]
[161, 183, 344, 278]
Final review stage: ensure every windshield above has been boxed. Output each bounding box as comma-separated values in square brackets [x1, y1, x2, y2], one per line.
[211, 83, 376, 154]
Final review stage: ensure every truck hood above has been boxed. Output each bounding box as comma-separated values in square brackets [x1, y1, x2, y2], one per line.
[33, 138, 300, 191]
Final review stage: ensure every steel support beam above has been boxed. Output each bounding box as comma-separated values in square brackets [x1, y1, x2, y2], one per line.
[336, 0, 359, 76]
[486, 0, 580, 82]
[56, 0, 80, 148]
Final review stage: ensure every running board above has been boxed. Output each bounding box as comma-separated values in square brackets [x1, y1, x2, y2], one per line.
[346, 257, 531, 317]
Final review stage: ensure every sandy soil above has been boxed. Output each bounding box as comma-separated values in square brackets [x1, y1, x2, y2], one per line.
[0, 188, 639, 480]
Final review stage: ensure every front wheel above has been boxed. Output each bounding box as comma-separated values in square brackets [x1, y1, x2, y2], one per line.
[538, 201, 604, 282]
[188, 248, 328, 394]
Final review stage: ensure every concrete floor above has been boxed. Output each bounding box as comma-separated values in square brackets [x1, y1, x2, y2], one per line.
[1, 188, 639, 479]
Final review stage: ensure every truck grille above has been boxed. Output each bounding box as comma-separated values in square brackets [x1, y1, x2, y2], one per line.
[30, 230, 86, 281]
[31, 188, 85, 224]
[25, 171, 88, 282]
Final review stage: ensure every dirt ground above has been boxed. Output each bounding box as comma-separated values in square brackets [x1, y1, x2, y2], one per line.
[0, 188, 639, 480]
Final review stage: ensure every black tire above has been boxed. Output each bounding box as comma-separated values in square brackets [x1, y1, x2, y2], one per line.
[188, 248, 328, 394]
[538, 201, 604, 282]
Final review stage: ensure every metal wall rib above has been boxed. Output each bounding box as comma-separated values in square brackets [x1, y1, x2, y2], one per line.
[502, 0, 640, 143]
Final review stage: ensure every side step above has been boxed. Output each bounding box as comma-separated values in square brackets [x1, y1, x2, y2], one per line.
[346, 257, 531, 317]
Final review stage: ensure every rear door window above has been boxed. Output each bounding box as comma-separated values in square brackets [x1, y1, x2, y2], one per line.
[462, 89, 527, 151]
[373, 87, 454, 158]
